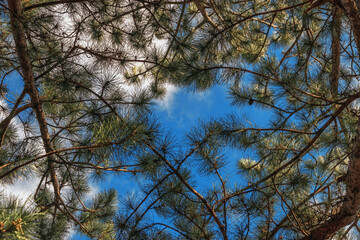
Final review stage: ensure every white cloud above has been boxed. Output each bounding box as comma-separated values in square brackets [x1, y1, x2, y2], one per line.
[0, 177, 39, 202]
[156, 83, 179, 113]
[191, 90, 213, 102]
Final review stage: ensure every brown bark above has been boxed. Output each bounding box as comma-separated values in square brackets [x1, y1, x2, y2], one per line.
[341, 0, 360, 50]
[330, 6, 342, 96]
[6, 0, 61, 205]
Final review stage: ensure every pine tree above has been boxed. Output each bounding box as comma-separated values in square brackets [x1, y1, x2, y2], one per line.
[2, 0, 360, 239]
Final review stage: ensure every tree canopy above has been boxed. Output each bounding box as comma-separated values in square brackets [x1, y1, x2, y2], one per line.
[1, 0, 360, 239]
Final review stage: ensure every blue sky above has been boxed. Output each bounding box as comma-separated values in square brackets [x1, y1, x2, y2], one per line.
[72, 83, 273, 239]
[93, 83, 274, 191]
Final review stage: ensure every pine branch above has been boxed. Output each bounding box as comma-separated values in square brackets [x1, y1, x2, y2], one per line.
[214, 93, 360, 207]
[23, 0, 91, 11]
[268, 178, 339, 238]
[144, 141, 229, 240]
[0, 132, 138, 180]
[208, 0, 313, 44]
[193, 0, 220, 30]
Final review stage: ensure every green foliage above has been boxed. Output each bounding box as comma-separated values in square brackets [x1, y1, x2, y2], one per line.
[79, 189, 118, 239]
[0, 197, 44, 240]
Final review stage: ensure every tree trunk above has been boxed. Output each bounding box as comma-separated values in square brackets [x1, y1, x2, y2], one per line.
[7, 0, 61, 206]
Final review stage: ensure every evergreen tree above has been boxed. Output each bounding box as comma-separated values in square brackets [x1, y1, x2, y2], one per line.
[1, 0, 360, 239]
